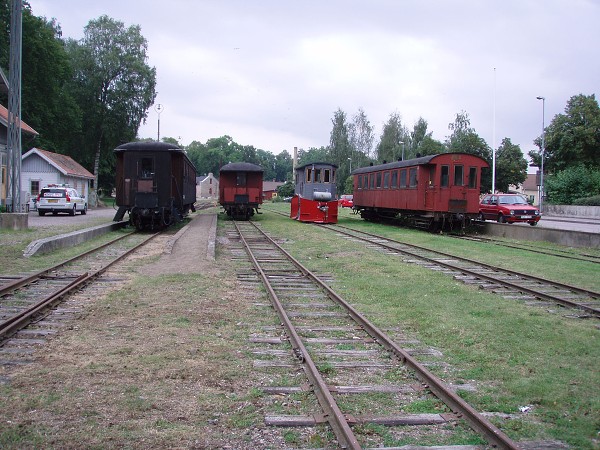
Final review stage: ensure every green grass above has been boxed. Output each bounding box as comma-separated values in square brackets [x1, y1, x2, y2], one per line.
[257, 204, 600, 449]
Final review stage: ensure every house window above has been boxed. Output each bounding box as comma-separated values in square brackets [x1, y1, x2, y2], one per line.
[30, 180, 40, 197]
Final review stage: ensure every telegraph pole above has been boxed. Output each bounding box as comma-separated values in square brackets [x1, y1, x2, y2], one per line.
[7, 0, 22, 212]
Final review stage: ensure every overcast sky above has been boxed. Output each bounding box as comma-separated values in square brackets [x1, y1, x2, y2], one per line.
[31, 0, 599, 163]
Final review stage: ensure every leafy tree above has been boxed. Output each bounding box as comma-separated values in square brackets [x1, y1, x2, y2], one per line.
[276, 181, 294, 198]
[65, 15, 157, 193]
[410, 117, 429, 157]
[376, 112, 409, 162]
[530, 94, 600, 173]
[297, 146, 330, 166]
[274, 150, 293, 182]
[494, 137, 527, 193]
[0, 1, 80, 153]
[446, 111, 493, 191]
[348, 107, 374, 169]
[329, 108, 352, 193]
[418, 135, 445, 156]
[545, 165, 600, 204]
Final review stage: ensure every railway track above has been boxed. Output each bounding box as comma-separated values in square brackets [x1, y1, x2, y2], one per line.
[230, 219, 519, 449]
[0, 231, 157, 379]
[323, 224, 600, 319]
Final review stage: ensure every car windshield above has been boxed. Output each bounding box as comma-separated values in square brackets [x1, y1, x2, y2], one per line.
[498, 195, 528, 205]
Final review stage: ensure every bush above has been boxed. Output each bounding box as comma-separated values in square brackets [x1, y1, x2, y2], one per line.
[573, 195, 600, 206]
[545, 165, 600, 204]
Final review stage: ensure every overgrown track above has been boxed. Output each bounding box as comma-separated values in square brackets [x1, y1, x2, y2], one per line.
[231, 220, 519, 449]
[324, 224, 600, 319]
[0, 232, 157, 374]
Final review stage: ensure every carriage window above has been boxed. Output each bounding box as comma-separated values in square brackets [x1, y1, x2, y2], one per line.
[468, 167, 477, 188]
[376, 172, 382, 188]
[236, 172, 247, 186]
[409, 168, 417, 187]
[400, 169, 407, 188]
[323, 169, 331, 183]
[315, 169, 322, 183]
[441, 165, 449, 187]
[383, 172, 390, 188]
[454, 165, 464, 186]
[140, 157, 154, 178]
[369, 174, 375, 189]
[428, 167, 435, 186]
[306, 168, 313, 183]
[391, 170, 398, 188]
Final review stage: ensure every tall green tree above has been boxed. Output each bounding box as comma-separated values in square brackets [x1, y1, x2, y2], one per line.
[348, 107, 374, 169]
[530, 94, 600, 173]
[0, 1, 80, 152]
[494, 137, 527, 193]
[329, 108, 352, 193]
[65, 15, 157, 192]
[376, 112, 409, 163]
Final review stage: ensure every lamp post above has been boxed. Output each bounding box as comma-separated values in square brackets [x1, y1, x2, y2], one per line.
[155, 104, 164, 141]
[348, 157, 352, 174]
[536, 96, 545, 213]
[398, 140, 405, 161]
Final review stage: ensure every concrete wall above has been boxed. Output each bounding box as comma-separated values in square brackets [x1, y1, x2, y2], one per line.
[546, 205, 600, 218]
[482, 222, 600, 249]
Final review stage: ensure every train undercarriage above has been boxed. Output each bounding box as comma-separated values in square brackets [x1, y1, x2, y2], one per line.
[357, 207, 474, 232]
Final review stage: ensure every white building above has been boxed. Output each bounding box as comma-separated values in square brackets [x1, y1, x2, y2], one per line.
[21, 148, 94, 210]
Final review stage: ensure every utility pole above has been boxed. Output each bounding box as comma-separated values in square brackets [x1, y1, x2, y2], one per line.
[7, 0, 22, 212]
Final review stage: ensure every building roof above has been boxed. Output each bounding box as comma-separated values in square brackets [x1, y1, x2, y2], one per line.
[0, 103, 39, 136]
[22, 148, 94, 179]
[522, 173, 538, 191]
[263, 181, 284, 192]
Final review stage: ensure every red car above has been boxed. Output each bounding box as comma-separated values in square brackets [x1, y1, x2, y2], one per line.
[479, 194, 541, 226]
[339, 194, 354, 208]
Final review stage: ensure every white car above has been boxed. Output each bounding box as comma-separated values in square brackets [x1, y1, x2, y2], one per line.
[37, 185, 87, 216]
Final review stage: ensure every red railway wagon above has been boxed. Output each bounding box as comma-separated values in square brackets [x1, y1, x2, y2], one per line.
[290, 162, 338, 224]
[219, 162, 263, 220]
[353, 153, 489, 230]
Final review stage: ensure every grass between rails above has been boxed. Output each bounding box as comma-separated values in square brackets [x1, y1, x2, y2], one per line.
[259, 204, 600, 449]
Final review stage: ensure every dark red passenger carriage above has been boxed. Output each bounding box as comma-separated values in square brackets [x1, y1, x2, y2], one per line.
[219, 162, 263, 220]
[290, 162, 338, 224]
[113, 141, 197, 230]
[352, 153, 488, 230]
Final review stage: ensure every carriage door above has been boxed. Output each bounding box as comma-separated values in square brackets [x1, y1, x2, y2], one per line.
[449, 161, 467, 213]
[424, 165, 435, 210]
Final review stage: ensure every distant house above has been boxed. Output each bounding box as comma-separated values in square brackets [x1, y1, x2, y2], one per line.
[263, 180, 285, 200]
[509, 173, 540, 205]
[21, 148, 94, 209]
[0, 103, 39, 208]
[196, 173, 218, 198]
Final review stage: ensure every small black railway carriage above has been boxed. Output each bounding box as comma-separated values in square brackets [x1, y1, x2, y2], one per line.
[219, 162, 264, 220]
[113, 141, 197, 230]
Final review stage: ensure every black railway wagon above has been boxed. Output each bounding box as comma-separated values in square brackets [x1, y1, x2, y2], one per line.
[219, 162, 263, 220]
[113, 141, 197, 230]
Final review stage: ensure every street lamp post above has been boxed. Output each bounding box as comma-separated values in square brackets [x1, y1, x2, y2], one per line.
[398, 140, 405, 161]
[536, 96, 545, 213]
[155, 104, 164, 141]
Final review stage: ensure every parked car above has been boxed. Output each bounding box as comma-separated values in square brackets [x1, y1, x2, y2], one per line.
[339, 194, 354, 208]
[478, 194, 540, 225]
[37, 184, 87, 216]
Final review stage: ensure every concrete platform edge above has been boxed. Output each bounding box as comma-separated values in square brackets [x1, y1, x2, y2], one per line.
[483, 222, 600, 248]
[23, 221, 129, 257]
